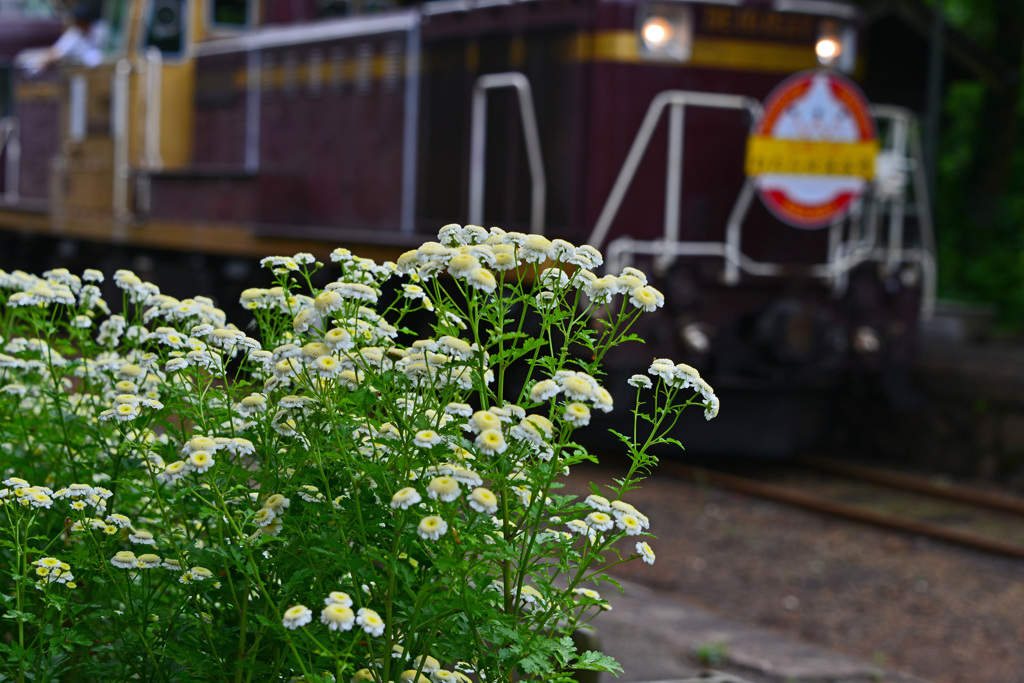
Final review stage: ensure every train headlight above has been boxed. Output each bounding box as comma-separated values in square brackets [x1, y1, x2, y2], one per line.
[642, 17, 674, 49]
[815, 20, 856, 73]
[637, 3, 693, 63]
[815, 37, 840, 61]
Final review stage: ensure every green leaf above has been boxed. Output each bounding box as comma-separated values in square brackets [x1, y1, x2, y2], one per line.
[575, 650, 623, 674]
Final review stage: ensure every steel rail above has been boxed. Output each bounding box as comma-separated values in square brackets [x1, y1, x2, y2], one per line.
[796, 456, 1024, 517]
[660, 462, 1024, 561]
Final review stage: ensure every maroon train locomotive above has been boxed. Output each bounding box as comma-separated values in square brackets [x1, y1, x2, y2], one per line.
[0, 0, 935, 454]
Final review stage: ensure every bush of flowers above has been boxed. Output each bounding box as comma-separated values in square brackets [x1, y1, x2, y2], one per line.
[0, 224, 718, 682]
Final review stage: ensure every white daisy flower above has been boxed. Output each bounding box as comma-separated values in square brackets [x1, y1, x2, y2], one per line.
[253, 508, 277, 527]
[324, 591, 353, 607]
[282, 605, 313, 630]
[412, 655, 441, 674]
[444, 402, 473, 417]
[616, 514, 644, 535]
[190, 566, 214, 581]
[426, 476, 461, 502]
[414, 430, 442, 448]
[312, 355, 342, 378]
[704, 393, 720, 421]
[417, 515, 448, 541]
[627, 374, 653, 389]
[391, 487, 422, 510]
[467, 410, 501, 434]
[585, 512, 614, 532]
[106, 514, 132, 528]
[529, 379, 560, 402]
[297, 485, 324, 503]
[447, 252, 480, 278]
[188, 451, 215, 474]
[320, 604, 355, 631]
[593, 387, 614, 412]
[622, 286, 663, 313]
[465, 267, 497, 293]
[572, 587, 602, 601]
[475, 429, 507, 455]
[356, 607, 385, 637]
[563, 402, 591, 427]
[467, 487, 498, 514]
[136, 553, 161, 569]
[636, 541, 656, 565]
[519, 585, 544, 605]
[110, 551, 138, 569]
[129, 529, 156, 545]
[648, 358, 676, 382]
[263, 494, 290, 512]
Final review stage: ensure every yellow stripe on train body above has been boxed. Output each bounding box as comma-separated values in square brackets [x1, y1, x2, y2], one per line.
[576, 30, 819, 73]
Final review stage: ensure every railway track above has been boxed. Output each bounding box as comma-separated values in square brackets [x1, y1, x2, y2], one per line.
[660, 458, 1024, 560]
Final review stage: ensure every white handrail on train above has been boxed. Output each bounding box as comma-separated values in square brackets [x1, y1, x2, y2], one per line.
[590, 89, 937, 319]
[400, 15, 421, 234]
[469, 72, 546, 235]
[0, 117, 19, 204]
[586, 90, 762, 267]
[144, 47, 164, 171]
[112, 58, 132, 232]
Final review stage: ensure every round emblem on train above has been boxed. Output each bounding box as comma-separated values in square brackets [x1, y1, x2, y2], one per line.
[745, 70, 879, 229]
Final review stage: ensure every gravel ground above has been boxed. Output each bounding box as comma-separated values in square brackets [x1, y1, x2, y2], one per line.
[561, 463, 1024, 683]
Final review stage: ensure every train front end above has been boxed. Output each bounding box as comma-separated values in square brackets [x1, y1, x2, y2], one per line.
[419, 0, 934, 455]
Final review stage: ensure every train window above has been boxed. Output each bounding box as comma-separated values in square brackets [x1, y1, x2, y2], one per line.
[637, 1, 694, 63]
[143, 0, 186, 57]
[103, 0, 131, 56]
[210, 0, 251, 27]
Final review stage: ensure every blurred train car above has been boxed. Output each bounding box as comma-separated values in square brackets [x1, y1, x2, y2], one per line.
[0, 0, 938, 455]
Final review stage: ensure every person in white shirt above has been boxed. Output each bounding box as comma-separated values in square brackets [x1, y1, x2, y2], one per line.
[23, 3, 107, 73]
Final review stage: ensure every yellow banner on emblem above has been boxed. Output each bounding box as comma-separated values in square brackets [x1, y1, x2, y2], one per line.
[745, 136, 879, 179]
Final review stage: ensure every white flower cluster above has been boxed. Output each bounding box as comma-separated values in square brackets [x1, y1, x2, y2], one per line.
[1, 485, 51, 509]
[647, 358, 720, 420]
[31, 556, 76, 588]
[0, 224, 717, 680]
[248, 493, 289, 539]
[156, 434, 254, 483]
[392, 225, 663, 318]
[281, 591, 384, 637]
[564, 495, 652, 547]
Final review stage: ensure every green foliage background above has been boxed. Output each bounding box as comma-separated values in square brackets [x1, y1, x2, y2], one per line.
[931, 0, 1024, 327]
